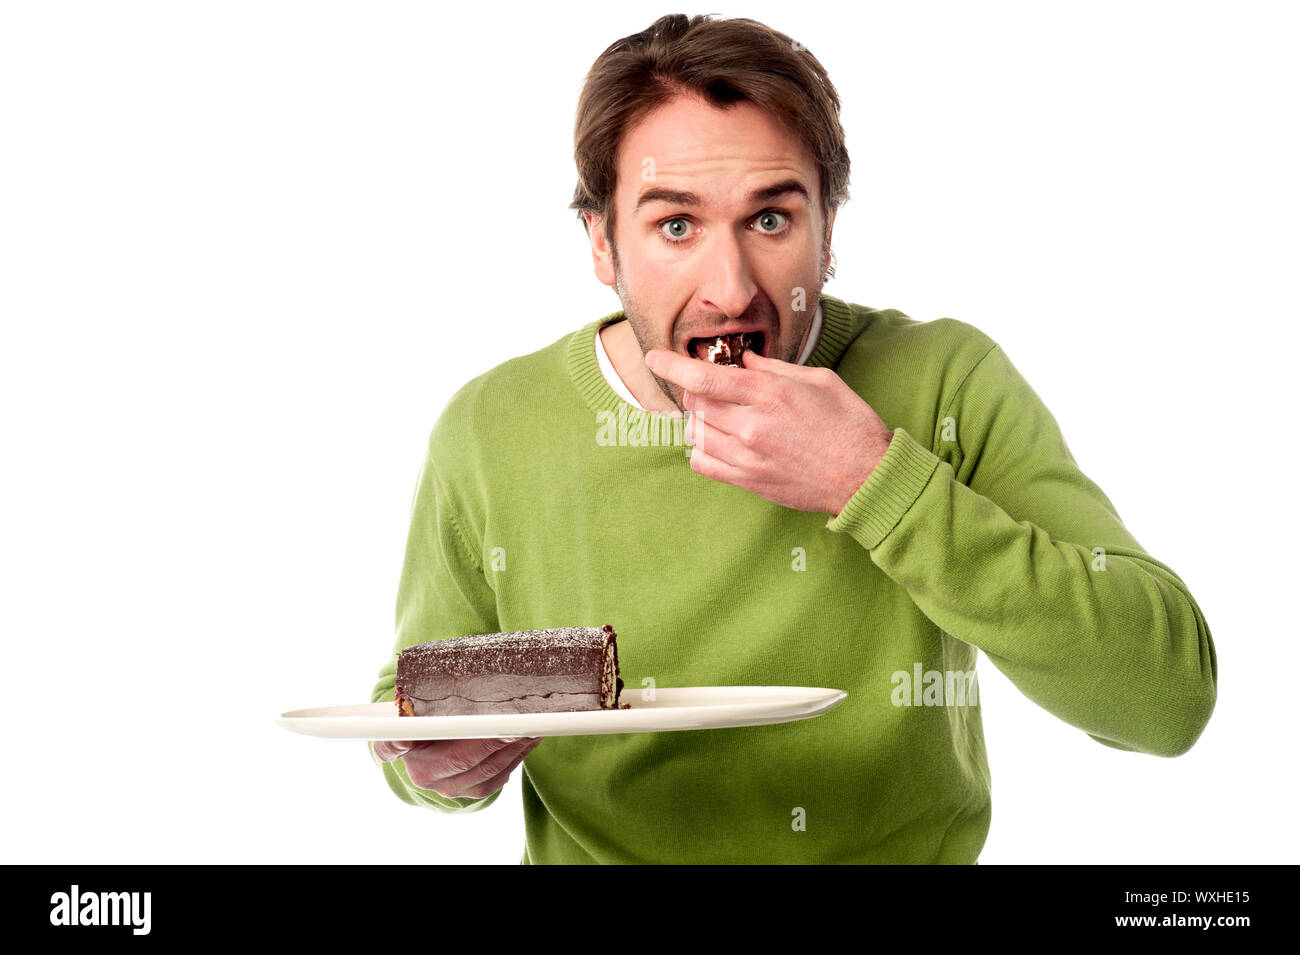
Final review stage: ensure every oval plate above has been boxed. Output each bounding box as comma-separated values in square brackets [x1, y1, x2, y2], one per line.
[277, 686, 847, 740]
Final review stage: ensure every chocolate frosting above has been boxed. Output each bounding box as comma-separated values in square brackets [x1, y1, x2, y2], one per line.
[395, 625, 623, 715]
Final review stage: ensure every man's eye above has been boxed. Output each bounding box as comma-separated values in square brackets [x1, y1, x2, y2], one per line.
[754, 210, 789, 233]
[661, 218, 692, 243]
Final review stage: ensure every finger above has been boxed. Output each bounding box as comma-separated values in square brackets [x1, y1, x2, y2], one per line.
[390, 735, 511, 779]
[453, 740, 542, 799]
[684, 392, 753, 443]
[373, 739, 414, 762]
[644, 348, 762, 404]
[418, 737, 539, 798]
[739, 348, 826, 380]
[686, 408, 746, 469]
[402, 736, 525, 793]
[688, 440, 749, 487]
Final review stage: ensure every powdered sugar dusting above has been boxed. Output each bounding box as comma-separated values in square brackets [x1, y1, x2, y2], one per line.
[398, 627, 612, 675]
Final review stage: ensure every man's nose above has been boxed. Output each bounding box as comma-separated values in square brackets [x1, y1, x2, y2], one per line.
[696, 229, 758, 319]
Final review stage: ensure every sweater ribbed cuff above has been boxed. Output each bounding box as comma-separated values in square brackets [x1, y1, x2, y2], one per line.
[824, 426, 941, 549]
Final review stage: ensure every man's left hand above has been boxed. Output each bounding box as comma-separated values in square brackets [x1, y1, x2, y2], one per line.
[643, 347, 894, 516]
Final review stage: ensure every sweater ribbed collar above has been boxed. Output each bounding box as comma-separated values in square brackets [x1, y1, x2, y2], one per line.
[566, 294, 861, 419]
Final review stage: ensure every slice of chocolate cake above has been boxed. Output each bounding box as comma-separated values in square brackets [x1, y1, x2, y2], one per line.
[701, 332, 759, 366]
[395, 624, 625, 716]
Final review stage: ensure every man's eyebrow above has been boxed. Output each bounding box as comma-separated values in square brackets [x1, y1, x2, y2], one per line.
[634, 178, 811, 213]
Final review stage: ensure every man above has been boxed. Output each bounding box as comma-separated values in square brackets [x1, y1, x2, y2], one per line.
[370, 14, 1216, 863]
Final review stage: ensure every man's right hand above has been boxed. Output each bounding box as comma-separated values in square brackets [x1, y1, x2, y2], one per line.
[373, 737, 542, 799]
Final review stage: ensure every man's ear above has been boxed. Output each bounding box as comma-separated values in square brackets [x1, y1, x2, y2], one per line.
[585, 210, 616, 288]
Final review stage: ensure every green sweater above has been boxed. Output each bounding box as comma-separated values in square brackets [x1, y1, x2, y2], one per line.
[368, 294, 1217, 864]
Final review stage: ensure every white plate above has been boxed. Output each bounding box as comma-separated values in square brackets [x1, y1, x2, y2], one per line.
[277, 686, 847, 740]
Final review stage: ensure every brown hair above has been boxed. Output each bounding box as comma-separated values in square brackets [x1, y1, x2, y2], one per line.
[569, 13, 850, 258]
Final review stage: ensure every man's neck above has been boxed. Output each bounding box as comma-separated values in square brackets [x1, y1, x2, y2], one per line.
[598, 320, 682, 415]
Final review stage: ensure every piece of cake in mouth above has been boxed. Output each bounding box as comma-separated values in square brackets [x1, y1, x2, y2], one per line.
[690, 331, 763, 366]
[395, 624, 626, 716]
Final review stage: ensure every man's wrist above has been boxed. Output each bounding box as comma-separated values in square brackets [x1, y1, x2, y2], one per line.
[825, 427, 940, 549]
[828, 428, 894, 515]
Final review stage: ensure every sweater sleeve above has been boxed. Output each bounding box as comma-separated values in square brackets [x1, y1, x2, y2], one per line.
[367, 433, 504, 813]
[825, 341, 1217, 757]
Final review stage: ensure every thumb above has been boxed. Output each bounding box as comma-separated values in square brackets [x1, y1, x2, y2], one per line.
[740, 347, 818, 379]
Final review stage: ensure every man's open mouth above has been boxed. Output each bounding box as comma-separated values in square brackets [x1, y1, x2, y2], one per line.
[686, 331, 766, 365]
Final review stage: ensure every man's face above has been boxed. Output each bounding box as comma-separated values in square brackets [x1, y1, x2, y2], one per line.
[586, 93, 835, 413]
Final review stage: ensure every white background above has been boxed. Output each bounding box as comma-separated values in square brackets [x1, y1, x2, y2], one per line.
[2, 0, 1295, 864]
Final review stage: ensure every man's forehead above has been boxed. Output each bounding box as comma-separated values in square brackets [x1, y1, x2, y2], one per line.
[633, 175, 813, 214]
[615, 96, 816, 201]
